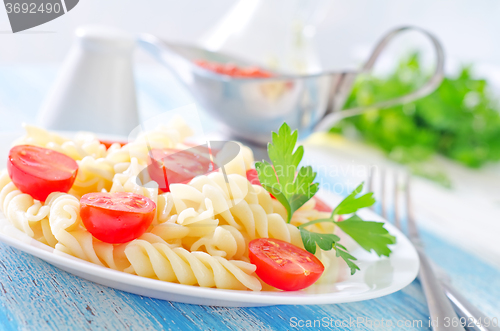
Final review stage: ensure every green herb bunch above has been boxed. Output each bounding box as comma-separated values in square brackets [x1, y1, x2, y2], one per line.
[331, 53, 500, 170]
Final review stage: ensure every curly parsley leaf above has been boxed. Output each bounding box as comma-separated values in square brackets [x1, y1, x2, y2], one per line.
[268, 123, 303, 189]
[256, 123, 319, 222]
[296, 182, 395, 273]
[299, 228, 361, 274]
[334, 243, 360, 275]
[255, 161, 292, 219]
[299, 228, 341, 254]
[332, 182, 375, 217]
[335, 214, 396, 257]
[255, 123, 395, 276]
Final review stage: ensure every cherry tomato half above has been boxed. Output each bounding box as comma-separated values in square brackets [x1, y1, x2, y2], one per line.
[312, 196, 333, 212]
[99, 140, 127, 150]
[245, 168, 261, 186]
[80, 192, 156, 244]
[246, 168, 276, 200]
[249, 238, 324, 291]
[7, 145, 78, 201]
[147, 148, 213, 192]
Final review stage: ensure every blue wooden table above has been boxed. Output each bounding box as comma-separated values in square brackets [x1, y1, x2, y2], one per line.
[0, 64, 498, 330]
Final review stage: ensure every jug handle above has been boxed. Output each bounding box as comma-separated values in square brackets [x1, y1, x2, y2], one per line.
[314, 26, 445, 132]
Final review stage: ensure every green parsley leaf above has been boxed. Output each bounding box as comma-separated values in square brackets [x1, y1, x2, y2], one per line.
[300, 228, 361, 275]
[268, 123, 304, 190]
[255, 160, 293, 219]
[335, 214, 396, 257]
[256, 123, 319, 222]
[334, 243, 360, 275]
[332, 182, 375, 216]
[299, 228, 341, 254]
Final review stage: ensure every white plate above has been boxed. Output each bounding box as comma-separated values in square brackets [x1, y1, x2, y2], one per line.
[0, 190, 418, 307]
[0, 133, 419, 307]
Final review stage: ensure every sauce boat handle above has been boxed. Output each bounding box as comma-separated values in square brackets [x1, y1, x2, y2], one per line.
[315, 26, 445, 132]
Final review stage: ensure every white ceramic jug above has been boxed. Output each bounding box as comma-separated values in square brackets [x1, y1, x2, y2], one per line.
[38, 25, 139, 136]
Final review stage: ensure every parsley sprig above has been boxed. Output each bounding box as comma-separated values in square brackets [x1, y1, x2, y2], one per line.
[332, 183, 375, 216]
[255, 123, 396, 275]
[255, 124, 319, 223]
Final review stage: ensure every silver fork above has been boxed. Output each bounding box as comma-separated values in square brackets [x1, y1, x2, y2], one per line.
[369, 169, 499, 331]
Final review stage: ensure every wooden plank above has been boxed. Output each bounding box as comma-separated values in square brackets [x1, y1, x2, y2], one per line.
[1, 232, 499, 330]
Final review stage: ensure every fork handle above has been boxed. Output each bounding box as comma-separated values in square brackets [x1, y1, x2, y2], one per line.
[441, 282, 500, 331]
[416, 246, 466, 331]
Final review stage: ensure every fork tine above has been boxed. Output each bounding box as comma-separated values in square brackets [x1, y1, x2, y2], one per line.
[380, 169, 387, 220]
[367, 165, 375, 211]
[394, 172, 402, 230]
[405, 174, 420, 242]
[374, 169, 480, 330]
[401, 174, 467, 330]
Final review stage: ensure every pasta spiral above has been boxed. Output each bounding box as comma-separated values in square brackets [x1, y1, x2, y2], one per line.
[168, 172, 303, 261]
[69, 156, 116, 198]
[123, 233, 262, 291]
[290, 198, 335, 234]
[45, 192, 133, 271]
[0, 171, 51, 243]
[14, 124, 107, 160]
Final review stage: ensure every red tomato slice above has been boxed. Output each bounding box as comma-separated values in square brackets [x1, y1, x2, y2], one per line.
[249, 238, 324, 291]
[80, 192, 156, 244]
[312, 196, 333, 212]
[99, 140, 127, 150]
[7, 145, 78, 201]
[147, 148, 213, 192]
[245, 168, 261, 186]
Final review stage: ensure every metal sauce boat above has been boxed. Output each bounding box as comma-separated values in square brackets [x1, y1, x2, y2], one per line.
[40, 26, 443, 146]
[138, 26, 444, 145]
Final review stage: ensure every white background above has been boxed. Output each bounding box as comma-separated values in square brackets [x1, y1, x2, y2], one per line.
[0, 0, 499, 72]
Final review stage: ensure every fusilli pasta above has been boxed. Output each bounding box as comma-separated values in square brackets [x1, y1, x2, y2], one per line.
[0, 122, 341, 292]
